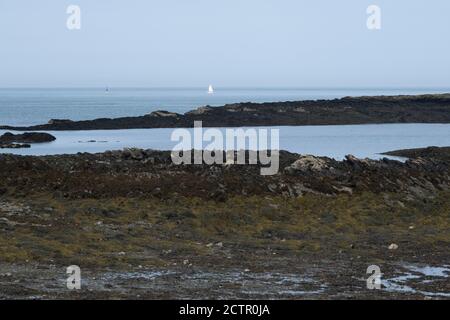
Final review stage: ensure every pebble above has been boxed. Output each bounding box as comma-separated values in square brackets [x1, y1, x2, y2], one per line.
[388, 243, 399, 250]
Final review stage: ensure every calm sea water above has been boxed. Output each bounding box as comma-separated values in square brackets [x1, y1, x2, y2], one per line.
[1, 124, 450, 159]
[1, 87, 450, 126]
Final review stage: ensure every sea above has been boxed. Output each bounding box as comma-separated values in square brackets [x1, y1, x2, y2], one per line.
[1, 87, 449, 158]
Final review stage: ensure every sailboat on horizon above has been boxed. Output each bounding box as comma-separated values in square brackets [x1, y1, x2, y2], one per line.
[208, 85, 214, 94]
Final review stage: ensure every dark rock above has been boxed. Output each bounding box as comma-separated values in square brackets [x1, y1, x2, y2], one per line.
[121, 148, 145, 161]
[0, 132, 56, 143]
[384, 146, 450, 162]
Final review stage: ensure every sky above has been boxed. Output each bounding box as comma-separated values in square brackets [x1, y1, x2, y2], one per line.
[0, 0, 449, 88]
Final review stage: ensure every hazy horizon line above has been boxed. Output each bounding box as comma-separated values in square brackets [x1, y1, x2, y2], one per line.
[1, 86, 450, 91]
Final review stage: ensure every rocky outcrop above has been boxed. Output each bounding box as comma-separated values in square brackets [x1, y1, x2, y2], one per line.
[384, 146, 450, 162]
[2, 93, 450, 131]
[0, 132, 56, 143]
[0, 146, 449, 201]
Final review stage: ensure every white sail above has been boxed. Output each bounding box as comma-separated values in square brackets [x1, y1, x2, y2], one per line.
[208, 85, 214, 94]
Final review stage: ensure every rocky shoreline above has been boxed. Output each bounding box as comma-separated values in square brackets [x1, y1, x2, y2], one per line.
[2, 93, 450, 131]
[1, 146, 449, 299]
[1, 147, 449, 200]
[383, 146, 450, 161]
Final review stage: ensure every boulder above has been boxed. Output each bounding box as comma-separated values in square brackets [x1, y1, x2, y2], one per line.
[345, 154, 376, 168]
[285, 155, 332, 173]
[149, 110, 180, 118]
[0, 132, 56, 143]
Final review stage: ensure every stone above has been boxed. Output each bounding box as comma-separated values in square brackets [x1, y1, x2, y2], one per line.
[0, 132, 56, 143]
[388, 243, 399, 250]
[285, 155, 332, 173]
[149, 110, 180, 118]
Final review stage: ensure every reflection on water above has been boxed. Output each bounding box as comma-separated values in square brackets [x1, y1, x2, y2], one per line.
[92, 270, 326, 299]
[75, 264, 450, 298]
[382, 265, 450, 297]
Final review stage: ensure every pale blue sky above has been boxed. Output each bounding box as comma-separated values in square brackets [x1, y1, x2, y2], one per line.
[0, 0, 449, 87]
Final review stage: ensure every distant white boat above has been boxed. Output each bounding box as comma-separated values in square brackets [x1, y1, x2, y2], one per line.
[208, 85, 214, 94]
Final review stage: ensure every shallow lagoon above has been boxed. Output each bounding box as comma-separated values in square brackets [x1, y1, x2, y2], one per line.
[1, 123, 450, 159]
